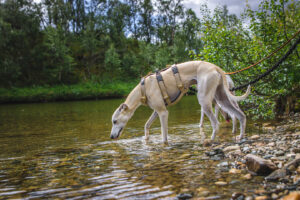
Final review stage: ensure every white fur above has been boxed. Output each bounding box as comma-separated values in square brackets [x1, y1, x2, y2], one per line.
[110, 61, 250, 143]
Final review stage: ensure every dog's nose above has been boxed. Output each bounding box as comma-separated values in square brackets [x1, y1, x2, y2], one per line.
[110, 135, 114, 139]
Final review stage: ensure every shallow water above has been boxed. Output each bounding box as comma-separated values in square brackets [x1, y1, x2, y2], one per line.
[0, 96, 264, 199]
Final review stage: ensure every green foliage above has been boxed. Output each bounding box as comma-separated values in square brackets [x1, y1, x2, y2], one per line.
[42, 26, 75, 83]
[191, 0, 300, 118]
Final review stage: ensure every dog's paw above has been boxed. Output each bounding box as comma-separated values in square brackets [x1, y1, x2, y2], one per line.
[235, 135, 242, 142]
[203, 139, 212, 147]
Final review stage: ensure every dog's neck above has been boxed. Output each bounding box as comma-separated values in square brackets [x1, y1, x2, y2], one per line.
[124, 85, 142, 114]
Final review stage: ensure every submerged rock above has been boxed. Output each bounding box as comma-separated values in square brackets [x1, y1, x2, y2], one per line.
[282, 192, 300, 200]
[245, 154, 277, 176]
[224, 145, 241, 152]
[231, 192, 245, 200]
[215, 181, 227, 186]
[176, 193, 193, 200]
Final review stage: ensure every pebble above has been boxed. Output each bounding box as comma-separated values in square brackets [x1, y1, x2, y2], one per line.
[282, 192, 300, 200]
[224, 145, 241, 152]
[275, 150, 285, 156]
[217, 161, 229, 167]
[250, 135, 260, 140]
[229, 168, 241, 174]
[177, 193, 193, 200]
[243, 173, 252, 180]
[215, 181, 227, 186]
[254, 196, 268, 200]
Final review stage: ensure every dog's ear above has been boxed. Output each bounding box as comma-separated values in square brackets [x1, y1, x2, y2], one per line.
[119, 103, 128, 112]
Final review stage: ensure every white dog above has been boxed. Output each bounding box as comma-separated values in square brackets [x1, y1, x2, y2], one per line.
[110, 61, 250, 143]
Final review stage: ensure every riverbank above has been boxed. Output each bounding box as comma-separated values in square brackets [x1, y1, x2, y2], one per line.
[201, 113, 300, 200]
[0, 81, 137, 104]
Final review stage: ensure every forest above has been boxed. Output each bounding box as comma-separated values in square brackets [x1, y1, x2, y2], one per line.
[0, 0, 299, 118]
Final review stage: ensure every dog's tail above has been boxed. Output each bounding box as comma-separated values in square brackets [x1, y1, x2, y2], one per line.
[216, 67, 251, 102]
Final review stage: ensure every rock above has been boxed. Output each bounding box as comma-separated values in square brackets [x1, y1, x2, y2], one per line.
[217, 161, 229, 167]
[275, 150, 285, 156]
[215, 181, 227, 186]
[287, 153, 296, 159]
[177, 193, 193, 200]
[265, 168, 287, 181]
[250, 135, 260, 140]
[268, 142, 275, 147]
[229, 168, 241, 174]
[205, 148, 224, 157]
[242, 173, 252, 180]
[282, 192, 300, 200]
[292, 148, 300, 153]
[271, 193, 278, 199]
[224, 145, 240, 152]
[245, 154, 278, 176]
[254, 196, 268, 200]
[232, 192, 245, 200]
[266, 157, 300, 181]
[263, 155, 273, 159]
[203, 139, 212, 147]
[197, 187, 210, 197]
[242, 146, 250, 152]
[293, 175, 300, 184]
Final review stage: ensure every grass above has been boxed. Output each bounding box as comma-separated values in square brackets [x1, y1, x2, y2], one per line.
[0, 81, 138, 103]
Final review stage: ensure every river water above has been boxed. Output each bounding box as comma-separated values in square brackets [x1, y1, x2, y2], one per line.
[0, 96, 265, 199]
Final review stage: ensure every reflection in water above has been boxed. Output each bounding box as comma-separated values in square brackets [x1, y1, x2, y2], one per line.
[0, 96, 263, 199]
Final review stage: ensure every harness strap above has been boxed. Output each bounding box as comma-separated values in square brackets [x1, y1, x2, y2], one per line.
[171, 65, 187, 93]
[140, 64, 188, 106]
[140, 77, 147, 105]
[156, 71, 172, 105]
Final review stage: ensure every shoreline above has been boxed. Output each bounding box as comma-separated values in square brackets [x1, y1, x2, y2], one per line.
[0, 81, 137, 104]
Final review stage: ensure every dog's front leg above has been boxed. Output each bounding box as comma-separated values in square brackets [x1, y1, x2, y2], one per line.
[158, 110, 169, 144]
[144, 111, 158, 140]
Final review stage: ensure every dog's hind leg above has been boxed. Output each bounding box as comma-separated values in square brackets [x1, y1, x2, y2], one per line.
[215, 86, 246, 140]
[200, 102, 219, 140]
[197, 75, 220, 140]
[214, 103, 220, 119]
[199, 109, 204, 127]
[144, 111, 158, 140]
[157, 110, 169, 144]
[231, 115, 236, 134]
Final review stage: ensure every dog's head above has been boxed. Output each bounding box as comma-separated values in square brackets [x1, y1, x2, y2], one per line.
[110, 103, 131, 139]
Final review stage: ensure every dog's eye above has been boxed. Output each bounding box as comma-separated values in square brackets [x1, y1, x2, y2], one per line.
[113, 120, 117, 124]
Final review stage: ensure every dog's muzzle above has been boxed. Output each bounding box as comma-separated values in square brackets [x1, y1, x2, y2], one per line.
[110, 127, 123, 139]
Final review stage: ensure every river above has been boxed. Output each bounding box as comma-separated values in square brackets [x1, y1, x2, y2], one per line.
[0, 96, 264, 199]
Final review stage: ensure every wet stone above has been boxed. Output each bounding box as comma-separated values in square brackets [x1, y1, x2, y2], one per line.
[215, 181, 227, 186]
[224, 145, 240, 152]
[242, 174, 252, 180]
[282, 192, 300, 200]
[275, 151, 285, 156]
[263, 155, 273, 159]
[176, 193, 193, 200]
[232, 192, 245, 200]
[254, 196, 268, 200]
[217, 161, 229, 168]
[245, 154, 278, 176]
